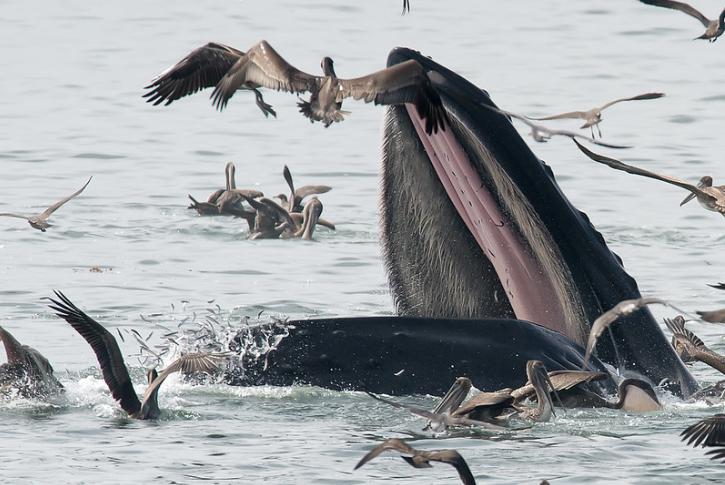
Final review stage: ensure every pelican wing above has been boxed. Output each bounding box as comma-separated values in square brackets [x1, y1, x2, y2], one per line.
[511, 370, 608, 400]
[337, 59, 448, 134]
[573, 139, 714, 202]
[140, 352, 226, 412]
[583, 297, 668, 370]
[597, 92, 665, 111]
[143, 42, 245, 105]
[418, 450, 476, 485]
[682, 414, 725, 448]
[639, 0, 711, 27]
[0, 213, 30, 220]
[354, 438, 417, 470]
[528, 110, 588, 121]
[295, 185, 332, 199]
[211, 40, 320, 111]
[40, 177, 92, 220]
[665, 316, 706, 349]
[47, 291, 141, 416]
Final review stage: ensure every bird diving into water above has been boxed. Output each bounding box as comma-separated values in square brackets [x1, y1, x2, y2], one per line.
[47, 291, 228, 420]
[528, 92, 664, 138]
[573, 139, 725, 218]
[144, 40, 448, 134]
[638, 0, 725, 42]
[0, 177, 91, 232]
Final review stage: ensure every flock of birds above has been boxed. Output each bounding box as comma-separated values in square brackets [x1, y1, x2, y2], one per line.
[187, 162, 335, 239]
[2, 0, 725, 482]
[2, 290, 725, 483]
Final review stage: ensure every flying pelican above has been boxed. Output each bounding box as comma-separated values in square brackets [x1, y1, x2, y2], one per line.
[482, 105, 631, 148]
[583, 297, 671, 371]
[354, 438, 476, 485]
[529, 93, 664, 138]
[297, 57, 349, 127]
[0, 177, 92, 232]
[681, 414, 725, 461]
[573, 139, 725, 217]
[144, 40, 448, 134]
[47, 291, 227, 420]
[0, 325, 64, 398]
[639, 0, 725, 42]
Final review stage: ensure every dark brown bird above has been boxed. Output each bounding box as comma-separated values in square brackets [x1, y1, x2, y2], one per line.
[365, 390, 510, 432]
[574, 139, 725, 217]
[144, 40, 448, 134]
[529, 93, 664, 138]
[697, 308, 725, 323]
[297, 57, 349, 127]
[277, 165, 332, 213]
[681, 414, 725, 461]
[639, 0, 725, 41]
[583, 297, 670, 370]
[47, 291, 227, 419]
[354, 438, 476, 485]
[0, 325, 64, 398]
[0, 177, 92, 231]
[665, 316, 725, 374]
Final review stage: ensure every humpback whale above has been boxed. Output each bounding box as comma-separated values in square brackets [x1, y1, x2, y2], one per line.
[141, 46, 699, 398]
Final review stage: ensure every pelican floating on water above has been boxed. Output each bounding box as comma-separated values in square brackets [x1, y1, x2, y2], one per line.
[638, 0, 725, 42]
[0, 177, 91, 232]
[574, 140, 725, 217]
[48, 291, 227, 419]
[528, 93, 664, 138]
[354, 438, 476, 485]
[0, 325, 64, 398]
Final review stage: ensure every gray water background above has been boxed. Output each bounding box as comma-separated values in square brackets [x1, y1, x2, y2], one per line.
[1, 0, 725, 483]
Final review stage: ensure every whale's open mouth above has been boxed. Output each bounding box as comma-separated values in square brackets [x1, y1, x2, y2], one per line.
[380, 48, 699, 397]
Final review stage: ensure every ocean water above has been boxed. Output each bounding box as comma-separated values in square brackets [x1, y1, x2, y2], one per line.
[1, 0, 725, 483]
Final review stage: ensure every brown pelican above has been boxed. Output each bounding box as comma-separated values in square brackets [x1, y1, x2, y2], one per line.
[364, 390, 510, 432]
[433, 361, 562, 423]
[583, 297, 670, 370]
[639, 0, 725, 42]
[665, 316, 725, 374]
[144, 40, 448, 134]
[529, 93, 664, 138]
[354, 438, 476, 485]
[0, 325, 64, 398]
[483, 105, 631, 149]
[697, 308, 725, 323]
[0, 177, 92, 232]
[681, 414, 725, 461]
[243, 196, 296, 240]
[297, 57, 349, 127]
[574, 140, 725, 217]
[47, 291, 227, 420]
[277, 165, 332, 213]
[293, 196, 324, 240]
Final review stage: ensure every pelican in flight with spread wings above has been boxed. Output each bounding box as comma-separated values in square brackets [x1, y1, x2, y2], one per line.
[528, 93, 664, 138]
[573, 140, 725, 217]
[144, 40, 447, 134]
[639, 0, 725, 42]
[0, 177, 91, 232]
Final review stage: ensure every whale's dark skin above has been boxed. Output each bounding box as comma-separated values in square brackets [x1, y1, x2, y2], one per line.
[225, 316, 615, 396]
[378, 47, 698, 397]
